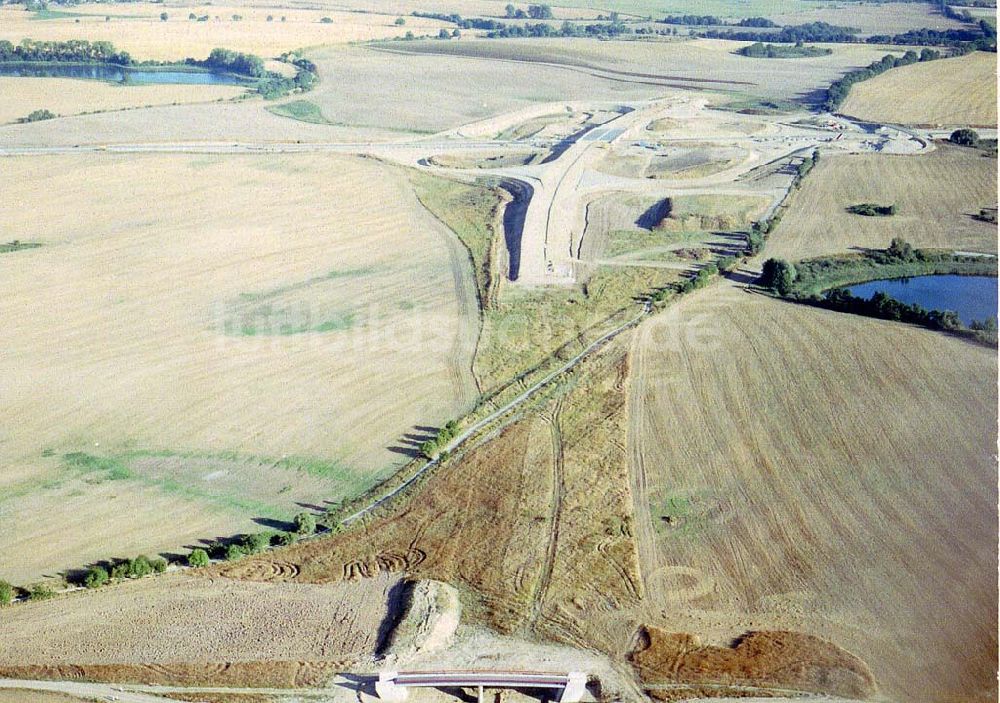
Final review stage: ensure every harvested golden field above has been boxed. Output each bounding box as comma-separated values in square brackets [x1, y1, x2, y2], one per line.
[766, 146, 998, 260]
[628, 286, 997, 703]
[219, 340, 643, 656]
[300, 44, 671, 135]
[0, 4, 446, 61]
[841, 52, 998, 127]
[0, 77, 244, 125]
[0, 153, 478, 583]
[771, 1, 969, 35]
[395, 38, 908, 102]
[0, 571, 400, 667]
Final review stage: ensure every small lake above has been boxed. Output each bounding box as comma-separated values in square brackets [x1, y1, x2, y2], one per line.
[845, 274, 998, 326]
[0, 62, 250, 85]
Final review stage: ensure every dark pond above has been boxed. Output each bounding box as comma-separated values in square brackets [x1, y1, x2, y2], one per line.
[0, 62, 250, 85]
[845, 274, 998, 326]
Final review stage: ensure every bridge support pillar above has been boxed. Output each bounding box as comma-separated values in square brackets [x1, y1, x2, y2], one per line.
[376, 671, 409, 701]
[558, 672, 586, 703]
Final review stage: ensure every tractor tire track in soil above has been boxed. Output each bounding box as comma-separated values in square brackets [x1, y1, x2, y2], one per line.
[626, 322, 662, 605]
[529, 400, 566, 629]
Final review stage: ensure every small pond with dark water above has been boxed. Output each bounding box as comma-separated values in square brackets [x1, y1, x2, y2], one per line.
[844, 274, 997, 326]
[0, 62, 250, 85]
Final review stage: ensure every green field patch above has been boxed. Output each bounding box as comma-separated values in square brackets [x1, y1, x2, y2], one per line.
[713, 96, 802, 115]
[238, 267, 375, 303]
[0, 240, 43, 254]
[224, 267, 373, 337]
[30, 8, 89, 19]
[63, 451, 133, 481]
[58, 448, 374, 520]
[651, 487, 717, 538]
[266, 99, 333, 125]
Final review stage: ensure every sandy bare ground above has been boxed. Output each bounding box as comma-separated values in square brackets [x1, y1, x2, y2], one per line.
[841, 52, 998, 127]
[627, 285, 997, 703]
[0, 571, 400, 665]
[765, 146, 998, 260]
[0, 153, 478, 583]
[0, 78, 245, 125]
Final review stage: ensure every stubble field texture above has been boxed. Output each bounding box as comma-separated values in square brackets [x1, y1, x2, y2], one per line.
[627, 286, 997, 703]
[840, 52, 998, 126]
[763, 146, 998, 261]
[0, 153, 478, 583]
[0, 77, 245, 125]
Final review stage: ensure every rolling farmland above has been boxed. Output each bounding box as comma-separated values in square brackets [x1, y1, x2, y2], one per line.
[0, 0, 996, 700]
[0, 153, 478, 582]
[765, 146, 998, 261]
[0, 4, 444, 61]
[0, 77, 245, 125]
[841, 52, 998, 127]
[628, 286, 997, 703]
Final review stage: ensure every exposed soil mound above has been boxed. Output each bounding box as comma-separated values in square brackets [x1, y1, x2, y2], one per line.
[382, 579, 462, 658]
[631, 627, 876, 700]
[426, 150, 546, 169]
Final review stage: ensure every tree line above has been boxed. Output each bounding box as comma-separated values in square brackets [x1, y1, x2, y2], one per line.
[701, 19, 996, 50]
[737, 42, 832, 58]
[657, 15, 777, 27]
[0, 38, 132, 65]
[824, 49, 940, 111]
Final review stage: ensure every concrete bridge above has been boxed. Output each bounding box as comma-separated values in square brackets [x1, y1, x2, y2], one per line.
[376, 670, 588, 702]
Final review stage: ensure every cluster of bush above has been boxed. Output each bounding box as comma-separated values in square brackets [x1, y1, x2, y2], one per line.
[419, 420, 458, 459]
[194, 512, 321, 564]
[659, 15, 777, 27]
[81, 554, 168, 590]
[484, 20, 632, 38]
[974, 208, 997, 224]
[0, 38, 132, 65]
[824, 50, 939, 111]
[794, 149, 820, 185]
[847, 203, 897, 216]
[16, 109, 56, 123]
[192, 47, 265, 78]
[702, 17, 995, 51]
[737, 42, 832, 58]
[949, 128, 985, 147]
[258, 53, 318, 99]
[704, 21, 860, 43]
[0, 580, 55, 606]
[650, 263, 721, 303]
[413, 4, 551, 27]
